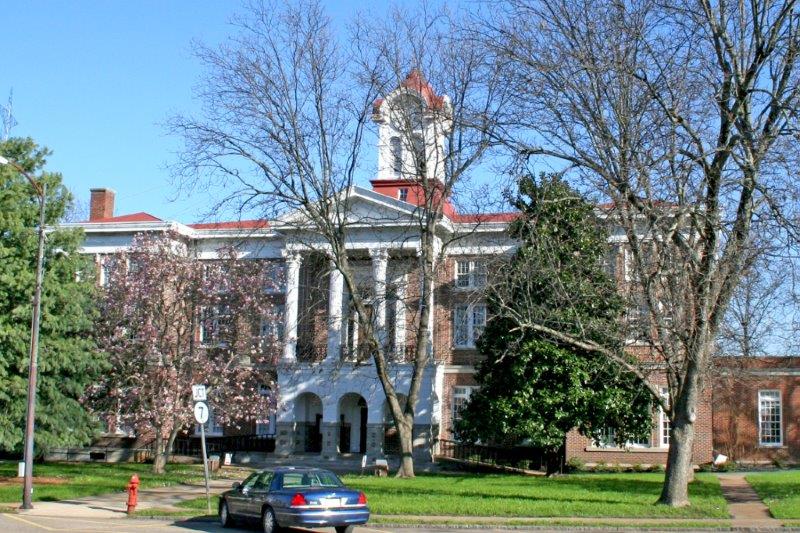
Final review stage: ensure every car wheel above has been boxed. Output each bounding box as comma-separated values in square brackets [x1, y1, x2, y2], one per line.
[219, 500, 234, 528]
[261, 506, 282, 533]
[335, 527, 355, 533]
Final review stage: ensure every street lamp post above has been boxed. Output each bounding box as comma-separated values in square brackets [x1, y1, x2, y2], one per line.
[0, 155, 46, 510]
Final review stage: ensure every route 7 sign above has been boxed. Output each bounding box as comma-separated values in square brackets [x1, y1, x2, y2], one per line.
[192, 384, 207, 402]
[194, 401, 209, 424]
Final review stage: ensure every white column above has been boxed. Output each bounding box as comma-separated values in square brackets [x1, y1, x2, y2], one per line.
[393, 271, 407, 360]
[282, 251, 302, 363]
[326, 261, 344, 361]
[370, 248, 389, 349]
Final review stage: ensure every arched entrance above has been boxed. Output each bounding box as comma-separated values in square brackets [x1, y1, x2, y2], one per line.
[294, 392, 322, 453]
[338, 393, 367, 454]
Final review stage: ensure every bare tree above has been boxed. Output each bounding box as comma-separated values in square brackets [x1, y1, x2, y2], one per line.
[170, 0, 508, 477]
[479, 0, 800, 506]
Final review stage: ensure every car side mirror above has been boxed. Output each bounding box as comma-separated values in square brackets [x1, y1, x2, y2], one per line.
[232, 482, 241, 490]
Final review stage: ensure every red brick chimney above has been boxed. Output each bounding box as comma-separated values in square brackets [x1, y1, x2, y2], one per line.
[89, 188, 115, 221]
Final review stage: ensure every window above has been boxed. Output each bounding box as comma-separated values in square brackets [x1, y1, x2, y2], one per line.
[200, 305, 231, 346]
[595, 427, 651, 448]
[604, 244, 620, 279]
[453, 303, 487, 348]
[100, 259, 114, 287]
[412, 134, 427, 175]
[390, 136, 402, 175]
[659, 387, 671, 447]
[259, 304, 285, 342]
[456, 260, 487, 289]
[758, 390, 782, 446]
[398, 188, 409, 202]
[264, 263, 286, 294]
[452, 386, 478, 426]
[195, 405, 223, 436]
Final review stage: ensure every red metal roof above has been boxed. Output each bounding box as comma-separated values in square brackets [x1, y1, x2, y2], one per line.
[88, 212, 162, 223]
[373, 69, 446, 114]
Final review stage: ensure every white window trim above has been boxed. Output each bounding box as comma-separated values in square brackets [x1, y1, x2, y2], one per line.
[453, 303, 486, 348]
[659, 387, 670, 448]
[451, 386, 479, 425]
[758, 389, 783, 447]
[455, 260, 487, 290]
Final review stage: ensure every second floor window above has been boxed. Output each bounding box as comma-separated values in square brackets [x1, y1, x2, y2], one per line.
[456, 260, 487, 289]
[398, 188, 409, 202]
[453, 303, 486, 348]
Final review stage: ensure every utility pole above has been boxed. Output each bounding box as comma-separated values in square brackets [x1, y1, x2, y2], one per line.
[0, 156, 46, 510]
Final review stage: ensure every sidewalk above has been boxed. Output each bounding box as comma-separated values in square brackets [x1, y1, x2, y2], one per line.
[716, 473, 781, 530]
[15, 479, 231, 519]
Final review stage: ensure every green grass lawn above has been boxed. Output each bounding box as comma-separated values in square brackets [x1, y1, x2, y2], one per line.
[339, 472, 728, 519]
[0, 461, 203, 504]
[745, 470, 800, 519]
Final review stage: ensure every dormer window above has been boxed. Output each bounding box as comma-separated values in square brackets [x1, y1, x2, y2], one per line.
[390, 136, 403, 175]
[398, 188, 408, 202]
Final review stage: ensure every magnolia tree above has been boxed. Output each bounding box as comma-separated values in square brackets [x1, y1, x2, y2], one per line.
[93, 231, 281, 472]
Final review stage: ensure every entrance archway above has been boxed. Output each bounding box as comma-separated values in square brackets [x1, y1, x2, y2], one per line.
[294, 392, 322, 453]
[338, 393, 367, 454]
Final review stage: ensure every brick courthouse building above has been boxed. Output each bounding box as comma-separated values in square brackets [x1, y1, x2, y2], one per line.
[68, 72, 799, 468]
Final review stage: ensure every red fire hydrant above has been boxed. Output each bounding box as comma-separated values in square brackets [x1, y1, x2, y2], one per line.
[126, 474, 140, 515]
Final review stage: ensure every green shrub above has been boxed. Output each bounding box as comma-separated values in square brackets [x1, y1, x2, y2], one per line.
[632, 463, 646, 473]
[566, 457, 586, 472]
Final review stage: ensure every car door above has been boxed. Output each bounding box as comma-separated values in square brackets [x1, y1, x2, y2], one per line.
[246, 471, 274, 517]
[227, 473, 258, 517]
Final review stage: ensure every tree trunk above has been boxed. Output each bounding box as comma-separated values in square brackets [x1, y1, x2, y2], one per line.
[153, 433, 167, 474]
[544, 447, 563, 477]
[162, 425, 181, 471]
[659, 366, 702, 506]
[395, 422, 415, 478]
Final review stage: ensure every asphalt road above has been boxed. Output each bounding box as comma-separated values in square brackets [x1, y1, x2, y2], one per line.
[0, 515, 531, 533]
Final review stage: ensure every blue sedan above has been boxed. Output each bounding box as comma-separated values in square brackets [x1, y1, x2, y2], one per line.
[219, 467, 370, 533]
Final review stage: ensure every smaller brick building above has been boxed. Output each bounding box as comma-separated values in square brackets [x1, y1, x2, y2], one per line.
[713, 356, 800, 465]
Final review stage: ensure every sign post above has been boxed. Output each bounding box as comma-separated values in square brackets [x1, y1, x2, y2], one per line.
[192, 386, 211, 515]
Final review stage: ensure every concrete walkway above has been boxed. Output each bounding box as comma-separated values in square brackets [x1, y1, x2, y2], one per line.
[717, 473, 781, 530]
[15, 480, 231, 519]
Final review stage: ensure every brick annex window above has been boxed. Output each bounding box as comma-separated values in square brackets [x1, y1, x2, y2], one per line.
[398, 187, 409, 202]
[451, 386, 479, 427]
[456, 260, 487, 289]
[595, 427, 651, 448]
[453, 303, 486, 348]
[659, 387, 671, 447]
[758, 390, 783, 447]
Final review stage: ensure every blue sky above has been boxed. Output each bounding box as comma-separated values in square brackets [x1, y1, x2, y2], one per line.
[0, 1, 379, 222]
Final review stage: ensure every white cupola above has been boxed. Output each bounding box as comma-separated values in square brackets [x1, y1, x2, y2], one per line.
[372, 69, 452, 184]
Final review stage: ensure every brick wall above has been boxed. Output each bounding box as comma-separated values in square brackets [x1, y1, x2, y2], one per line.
[713, 357, 800, 464]
[565, 372, 714, 466]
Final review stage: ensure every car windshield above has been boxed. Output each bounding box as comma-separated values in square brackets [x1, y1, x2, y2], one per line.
[281, 471, 343, 489]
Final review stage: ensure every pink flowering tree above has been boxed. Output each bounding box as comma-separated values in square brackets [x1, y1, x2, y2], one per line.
[93, 231, 281, 472]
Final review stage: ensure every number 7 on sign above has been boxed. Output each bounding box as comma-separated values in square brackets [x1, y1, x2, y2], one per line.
[194, 402, 209, 424]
